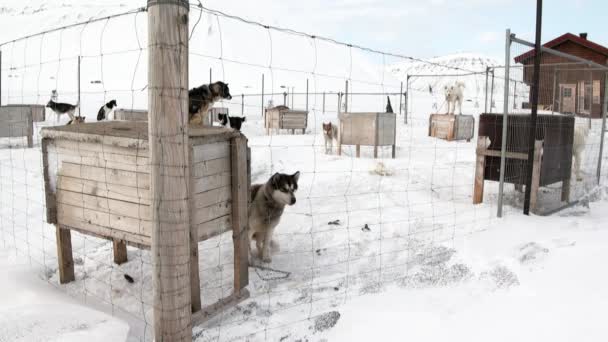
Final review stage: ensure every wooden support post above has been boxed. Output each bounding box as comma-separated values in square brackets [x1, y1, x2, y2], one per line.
[473, 137, 488, 204]
[561, 178, 571, 202]
[148, 0, 192, 340]
[41, 138, 57, 224]
[338, 120, 343, 156]
[112, 240, 128, 265]
[56, 227, 75, 284]
[188, 145, 201, 313]
[356, 145, 360, 158]
[231, 136, 249, 294]
[26, 115, 33, 148]
[529, 140, 543, 213]
[392, 145, 396, 159]
[373, 145, 378, 159]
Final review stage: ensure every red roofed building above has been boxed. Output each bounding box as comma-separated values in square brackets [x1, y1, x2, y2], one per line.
[514, 33, 608, 118]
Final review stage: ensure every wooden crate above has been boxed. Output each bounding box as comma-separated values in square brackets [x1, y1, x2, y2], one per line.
[473, 113, 574, 213]
[0, 105, 45, 148]
[265, 106, 308, 134]
[41, 121, 250, 312]
[114, 109, 148, 121]
[338, 112, 396, 158]
[428, 113, 474, 142]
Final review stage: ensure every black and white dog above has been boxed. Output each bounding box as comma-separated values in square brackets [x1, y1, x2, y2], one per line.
[217, 113, 246, 131]
[248, 171, 300, 262]
[97, 100, 117, 121]
[46, 100, 77, 123]
[189, 81, 232, 125]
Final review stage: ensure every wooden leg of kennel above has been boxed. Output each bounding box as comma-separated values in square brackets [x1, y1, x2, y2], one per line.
[231, 136, 249, 294]
[56, 227, 75, 284]
[112, 240, 128, 265]
[473, 137, 488, 204]
[528, 140, 543, 213]
[356, 145, 360, 158]
[392, 144, 396, 159]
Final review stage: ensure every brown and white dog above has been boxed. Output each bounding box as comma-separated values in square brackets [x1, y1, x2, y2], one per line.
[322, 122, 339, 155]
[188, 81, 232, 125]
[67, 116, 86, 125]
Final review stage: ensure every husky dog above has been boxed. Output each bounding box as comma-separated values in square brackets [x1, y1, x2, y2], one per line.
[46, 100, 77, 123]
[386, 96, 394, 113]
[249, 171, 300, 262]
[97, 100, 117, 121]
[573, 123, 590, 181]
[217, 113, 246, 131]
[444, 81, 465, 115]
[189, 81, 232, 125]
[67, 116, 86, 125]
[322, 122, 338, 154]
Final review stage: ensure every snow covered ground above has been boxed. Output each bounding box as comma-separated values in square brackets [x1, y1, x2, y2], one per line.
[2, 2, 608, 342]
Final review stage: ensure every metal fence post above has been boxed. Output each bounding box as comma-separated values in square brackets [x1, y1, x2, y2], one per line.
[322, 91, 325, 114]
[241, 94, 244, 116]
[148, 0, 193, 340]
[77, 56, 81, 116]
[344, 80, 349, 112]
[399, 81, 403, 116]
[497, 29, 512, 218]
[261, 73, 264, 117]
[209, 67, 212, 84]
[597, 72, 608, 184]
[490, 69, 495, 113]
[484, 67, 489, 113]
[306, 79, 309, 112]
[524, 0, 544, 216]
[404, 75, 410, 124]
[551, 69, 557, 114]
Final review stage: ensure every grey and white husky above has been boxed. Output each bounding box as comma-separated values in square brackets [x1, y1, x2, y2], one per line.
[322, 122, 338, 154]
[248, 171, 300, 262]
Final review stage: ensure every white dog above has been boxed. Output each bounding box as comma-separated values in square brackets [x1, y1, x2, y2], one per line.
[444, 81, 465, 115]
[572, 123, 589, 181]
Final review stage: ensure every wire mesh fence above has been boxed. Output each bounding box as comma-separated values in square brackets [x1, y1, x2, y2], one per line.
[4, 4, 604, 342]
[486, 32, 608, 216]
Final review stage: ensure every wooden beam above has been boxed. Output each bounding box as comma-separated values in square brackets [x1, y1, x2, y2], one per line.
[56, 227, 74, 284]
[476, 148, 529, 160]
[473, 137, 488, 204]
[189, 145, 201, 313]
[529, 140, 543, 213]
[113, 240, 128, 265]
[148, 0, 193, 340]
[231, 135, 249, 294]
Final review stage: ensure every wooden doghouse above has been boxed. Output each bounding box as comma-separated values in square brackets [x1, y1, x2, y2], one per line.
[338, 112, 396, 158]
[0, 105, 45, 147]
[428, 114, 474, 142]
[113, 109, 148, 121]
[40, 121, 250, 313]
[265, 106, 308, 135]
[473, 113, 574, 212]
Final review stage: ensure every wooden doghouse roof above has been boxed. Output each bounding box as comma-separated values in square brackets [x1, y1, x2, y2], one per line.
[514, 33, 608, 64]
[40, 121, 241, 149]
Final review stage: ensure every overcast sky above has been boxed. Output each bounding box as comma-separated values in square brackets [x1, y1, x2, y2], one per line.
[206, 0, 608, 61]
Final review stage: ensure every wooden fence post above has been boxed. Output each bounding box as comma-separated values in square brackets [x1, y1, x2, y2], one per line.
[148, 0, 192, 341]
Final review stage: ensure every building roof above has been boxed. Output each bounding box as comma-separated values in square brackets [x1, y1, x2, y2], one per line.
[514, 33, 608, 64]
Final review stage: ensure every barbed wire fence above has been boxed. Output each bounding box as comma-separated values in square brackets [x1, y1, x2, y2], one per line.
[0, 2, 546, 341]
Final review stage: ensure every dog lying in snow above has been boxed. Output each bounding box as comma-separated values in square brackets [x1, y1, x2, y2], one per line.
[444, 81, 465, 115]
[248, 172, 300, 262]
[573, 123, 589, 181]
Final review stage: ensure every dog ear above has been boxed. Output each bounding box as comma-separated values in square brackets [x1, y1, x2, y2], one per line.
[270, 172, 280, 188]
[292, 171, 300, 183]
